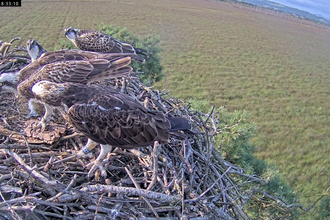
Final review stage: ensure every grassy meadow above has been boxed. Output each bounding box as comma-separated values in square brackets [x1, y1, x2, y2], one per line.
[1, 0, 330, 217]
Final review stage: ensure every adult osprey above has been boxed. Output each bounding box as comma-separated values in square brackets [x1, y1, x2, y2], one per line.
[64, 27, 147, 63]
[0, 39, 134, 130]
[32, 81, 191, 178]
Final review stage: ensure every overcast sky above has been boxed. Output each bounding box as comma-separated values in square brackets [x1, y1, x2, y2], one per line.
[270, 0, 330, 19]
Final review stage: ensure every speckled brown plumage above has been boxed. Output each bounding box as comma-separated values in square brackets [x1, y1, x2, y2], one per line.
[17, 56, 132, 99]
[19, 48, 134, 85]
[33, 82, 191, 149]
[64, 27, 147, 63]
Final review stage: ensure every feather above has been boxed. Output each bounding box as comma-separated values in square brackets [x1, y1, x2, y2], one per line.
[32, 82, 191, 149]
[64, 27, 147, 63]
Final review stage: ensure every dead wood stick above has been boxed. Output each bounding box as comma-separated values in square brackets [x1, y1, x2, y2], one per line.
[0, 185, 22, 194]
[157, 176, 169, 195]
[23, 136, 34, 168]
[110, 195, 125, 219]
[35, 155, 77, 171]
[0, 205, 35, 212]
[181, 169, 185, 218]
[251, 188, 325, 212]
[46, 174, 78, 202]
[59, 132, 84, 140]
[48, 155, 76, 166]
[229, 170, 265, 184]
[0, 143, 50, 150]
[9, 37, 21, 44]
[5, 149, 57, 185]
[4, 54, 29, 60]
[138, 206, 181, 214]
[0, 174, 11, 182]
[127, 148, 149, 158]
[137, 218, 178, 220]
[178, 144, 193, 174]
[0, 43, 11, 57]
[33, 209, 74, 220]
[225, 193, 249, 220]
[209, 164, 244, 200]
[87, 205, 122, 216]
[125, 167, 161, 220]
[43, 155, 55, 172]
[0, 190, 22, 220]
[81, 184, 180, 204]
[56, 191, 82, 203]
[0, 62, 12, 71]
[26, 196, 82, 208]
[147, 141, 159, 191]
[0, 193, 41, 207]
[184, 167, 231, 203]
[16, 170, 57, 196]
[5, 152, 55, 165]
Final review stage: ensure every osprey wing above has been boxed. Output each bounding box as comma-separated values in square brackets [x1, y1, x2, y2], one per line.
[18, 50, 88, 83]
[67, 90, 171, 149]
[77, 30, 123, 53]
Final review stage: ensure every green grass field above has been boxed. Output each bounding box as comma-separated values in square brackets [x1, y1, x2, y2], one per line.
[1, 0, 330, 218]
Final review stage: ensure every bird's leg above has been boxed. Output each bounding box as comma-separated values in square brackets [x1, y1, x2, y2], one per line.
[85, 144, 113, 179]
[26, 99, 40, 118]
[34, 103, 53, 132]
[76, 138, 99, 158]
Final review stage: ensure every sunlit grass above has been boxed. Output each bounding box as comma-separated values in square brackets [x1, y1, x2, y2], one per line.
[1, 0, 330, 218]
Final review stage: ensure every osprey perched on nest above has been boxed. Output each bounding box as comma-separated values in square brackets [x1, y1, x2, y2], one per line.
[32, 81, 191, 178]
[64, 27, 147, 63]
[0, 39, 134, 130]
[26, 39, 48, 62]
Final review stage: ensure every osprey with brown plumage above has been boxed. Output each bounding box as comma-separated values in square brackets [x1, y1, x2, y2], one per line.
[64, 27, 147, 63]
[32, 81, 191, 178]
[0, 39, 134, 130]
[20, 39, 134, 85]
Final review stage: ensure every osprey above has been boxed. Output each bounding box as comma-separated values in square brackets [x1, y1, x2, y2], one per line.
[26, 39, 47, 62]
[64, 27, 147, 63]
[32, 81, 191, 177]
[0, 39, 134, 130]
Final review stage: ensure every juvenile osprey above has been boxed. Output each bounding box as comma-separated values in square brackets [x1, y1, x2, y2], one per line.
[32, 81, 191, 177]
[0, 39, 134, 130]
[26, 39, 47, 62]
[64, 27, 147, 63]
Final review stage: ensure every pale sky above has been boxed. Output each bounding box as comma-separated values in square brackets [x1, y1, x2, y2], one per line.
[271, 0, 330, 19]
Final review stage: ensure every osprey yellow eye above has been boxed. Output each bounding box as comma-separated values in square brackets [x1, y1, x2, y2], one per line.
[0, 82, 3, 87]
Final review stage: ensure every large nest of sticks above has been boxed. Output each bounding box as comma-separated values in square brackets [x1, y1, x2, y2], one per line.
[0, 38, 298, 220]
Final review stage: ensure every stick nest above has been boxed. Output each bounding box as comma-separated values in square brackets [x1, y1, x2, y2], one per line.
[0, 38, 297, 220]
